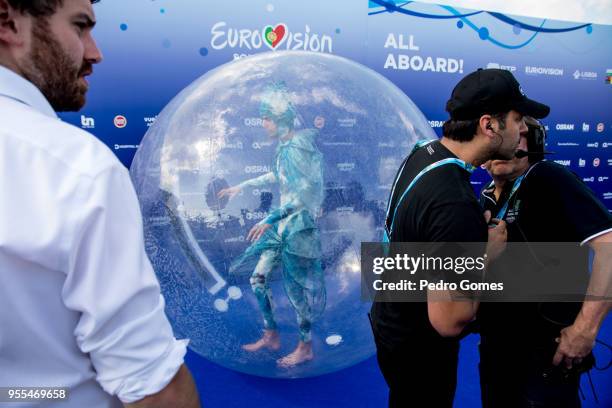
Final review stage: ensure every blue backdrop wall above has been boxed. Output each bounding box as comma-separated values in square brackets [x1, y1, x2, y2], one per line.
[61, 1, 612, 406]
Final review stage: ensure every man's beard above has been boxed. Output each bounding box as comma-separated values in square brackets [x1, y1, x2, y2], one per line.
[20, 18, 91, 112]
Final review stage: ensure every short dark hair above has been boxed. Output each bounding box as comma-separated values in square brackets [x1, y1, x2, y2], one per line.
[442, 118, 478, 142]
[442, 112, 508, 142]
[7, 0, 99, 17]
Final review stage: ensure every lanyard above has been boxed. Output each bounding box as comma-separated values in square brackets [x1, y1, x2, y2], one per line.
[384, 140, 475, 242]
[489, 173, 526, 220]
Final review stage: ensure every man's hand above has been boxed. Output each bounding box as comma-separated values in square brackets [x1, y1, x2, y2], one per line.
[484, 210, 507, 262]
[247, 223, 272, 242]
[554, 231, 612, 369]
[218, 186, 241, 200]
[124, 364, 200, 408]
[552, 323, 596, 369]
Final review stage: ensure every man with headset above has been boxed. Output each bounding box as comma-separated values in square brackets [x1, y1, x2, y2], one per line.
[478, 118, 612, 407]
[480, 117, 544, 217]
[369, 68, 550, 407]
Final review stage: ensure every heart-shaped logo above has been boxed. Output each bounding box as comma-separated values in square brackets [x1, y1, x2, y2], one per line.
[263, 24, 287, 50]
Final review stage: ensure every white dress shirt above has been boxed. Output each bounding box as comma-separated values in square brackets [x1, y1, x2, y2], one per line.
[0, 65, 188, 407]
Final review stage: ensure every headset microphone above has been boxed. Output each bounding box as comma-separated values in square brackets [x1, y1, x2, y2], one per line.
[515, 150, 554, 158]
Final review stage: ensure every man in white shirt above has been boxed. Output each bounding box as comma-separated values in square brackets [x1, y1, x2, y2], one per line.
[0, 1, 200, 407]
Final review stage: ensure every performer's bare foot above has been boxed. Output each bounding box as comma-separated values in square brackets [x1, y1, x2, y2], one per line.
[242, 330, 280, 352]
[277, 341, 313, 367]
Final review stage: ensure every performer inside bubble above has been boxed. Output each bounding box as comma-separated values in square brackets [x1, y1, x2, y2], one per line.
[218, 82, 326, 367]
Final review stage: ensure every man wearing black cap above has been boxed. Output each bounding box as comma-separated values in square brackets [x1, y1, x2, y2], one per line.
[370, 68, 550, 407]
[477, 118, 612, 407]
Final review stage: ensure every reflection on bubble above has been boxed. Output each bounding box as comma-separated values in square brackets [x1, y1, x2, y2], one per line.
[326, 334, 343, 346]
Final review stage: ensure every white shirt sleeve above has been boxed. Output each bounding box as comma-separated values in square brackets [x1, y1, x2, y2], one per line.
[61, 164, 188, 403]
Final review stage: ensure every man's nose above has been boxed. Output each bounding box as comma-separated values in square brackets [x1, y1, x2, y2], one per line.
[85, 34, 103, 64]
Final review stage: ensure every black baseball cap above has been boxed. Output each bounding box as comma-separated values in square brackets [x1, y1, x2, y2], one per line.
[446, 68, 550, 120]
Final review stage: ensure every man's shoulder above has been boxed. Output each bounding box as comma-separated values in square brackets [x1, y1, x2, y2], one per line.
[415, 160, 473, 197]
[527, 160, 581, 181]
[0, 100, 120, 179]
[524, 160, 581, 191]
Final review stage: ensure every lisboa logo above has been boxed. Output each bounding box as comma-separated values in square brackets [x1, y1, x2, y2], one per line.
[210, 22, 333, 53]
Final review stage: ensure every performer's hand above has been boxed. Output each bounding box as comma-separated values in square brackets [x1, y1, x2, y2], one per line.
[552, 323, 596, 369]
[248, 223, 272, 242]
[218, 186, 241, 200]
[485, 214, 507, 262]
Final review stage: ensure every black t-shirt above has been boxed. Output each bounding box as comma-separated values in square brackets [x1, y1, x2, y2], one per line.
[478, 161, 612, 349]
[507, 161, 612, 242]
[370, 140, 488, 349]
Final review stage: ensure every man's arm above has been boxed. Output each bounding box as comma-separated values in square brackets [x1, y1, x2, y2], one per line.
[426, 206, 504, 337]
[125, 365, 200, 408]
[553, 231, 612, 368]
[64, 165, 200, 403]
[427, 294, 479, 337]
[428, 211, 507, 337]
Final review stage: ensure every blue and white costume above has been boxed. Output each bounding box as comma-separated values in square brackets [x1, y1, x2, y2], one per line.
[231, 84, 326, 342]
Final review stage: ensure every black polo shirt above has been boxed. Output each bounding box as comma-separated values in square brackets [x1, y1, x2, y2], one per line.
[506, 161, 612, 242]
[479, 181, 499, 215]
[370, 140, 488, 349]
[478, 161, 612, 348]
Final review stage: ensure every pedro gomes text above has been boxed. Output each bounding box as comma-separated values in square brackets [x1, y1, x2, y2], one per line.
[371, 253, 504, 291]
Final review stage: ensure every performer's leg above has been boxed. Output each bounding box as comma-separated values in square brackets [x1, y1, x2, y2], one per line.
[243, 249, 281, 352]
[277, 259, 316, 367]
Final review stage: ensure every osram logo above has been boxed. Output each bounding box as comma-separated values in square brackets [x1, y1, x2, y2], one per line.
[555, 124, 574, 131]
[245, 165, 271, 174]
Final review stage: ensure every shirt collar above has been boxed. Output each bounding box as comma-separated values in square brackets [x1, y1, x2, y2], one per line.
[0, 64, 58, 119]
[482, 178, 517, 203]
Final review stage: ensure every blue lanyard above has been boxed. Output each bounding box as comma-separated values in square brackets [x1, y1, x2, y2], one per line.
[384, 141, 476, 242]
[488, 173, 526, 220]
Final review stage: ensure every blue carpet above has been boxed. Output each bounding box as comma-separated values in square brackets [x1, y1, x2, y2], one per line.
[186, 315, 612, 407]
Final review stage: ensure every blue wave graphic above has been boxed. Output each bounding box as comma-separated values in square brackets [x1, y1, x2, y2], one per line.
[368, 0, 482, 19]
[369, 0, 593, 49]
[487, 12, 591, 33]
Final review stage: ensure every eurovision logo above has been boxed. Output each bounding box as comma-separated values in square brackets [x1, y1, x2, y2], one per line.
[210, 22, 333, 53]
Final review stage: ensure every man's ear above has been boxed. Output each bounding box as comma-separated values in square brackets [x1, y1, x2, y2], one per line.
[0, 0, 26, 46]
[478, 114, 493, 136]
